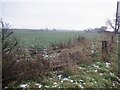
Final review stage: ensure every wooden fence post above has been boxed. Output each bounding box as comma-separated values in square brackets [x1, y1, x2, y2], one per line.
[102, 41, 109, 61]
[102, 41, 108, 54]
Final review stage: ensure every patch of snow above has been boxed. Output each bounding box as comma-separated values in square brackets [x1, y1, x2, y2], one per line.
[35, 83, 40, 86]
[35, 83, 42, 88]
[116, 76, 120, 81]
[45, 55, 49, 58]
[78, 84, 84, 88]
[69, 79, 74, 83]
[44, 85, 49, 88]
[96, 62, 100, 64]
[87, 71, 89, 73]
[5, 87, 8, 89]
[83, 82, 86, 85]
[93, 64, 99, 68]
[38, 85, 42, 88]
[72, 80, 77, 84]
[112, 83, 115, 87]
[61, 80, 63, 83]
[58, 75, 62, 79]
[50, 78, 52, 80]
[94, 81, 97, 84]
[100, 73, 103, 76]
[53, 82, 57, 85]
[16, 60, 19, 63]
[92, 44, 95, 47]
[79, 80, 84, 83]
[92, 78, 95, 81]
[105, 62, 111, 68]
[91, 82, 93, 85]
[20, 84, 28, 88]
[53, 72, 56, 74]
[52, 84, 58, 88]
[68, 76, 71, 78]
[94, 70, 97, 72]
[62, 77, 69, 81]
[91, 50, 94, 53]
[87, 77, 90, 79]
[78, 67, 82, 69]
[110, 72, 115, 76]
[78, 67, 85, 69]
[49, 55, 52, 58]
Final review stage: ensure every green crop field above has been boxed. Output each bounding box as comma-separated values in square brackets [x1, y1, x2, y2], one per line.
[14, 30, 103, 49]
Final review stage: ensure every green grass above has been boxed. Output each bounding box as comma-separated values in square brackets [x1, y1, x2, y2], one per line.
[14, 30, 102, 48]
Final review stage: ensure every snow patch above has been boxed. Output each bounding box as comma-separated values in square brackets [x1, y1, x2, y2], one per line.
[78, 67, 85, 69]
[35, 83, 42, 88]
[100, 73, 103, 76]
[94, 70, 98, 72]
[110, 72, 115, 76]
[78, 84, 84, 88]
[93, 64, 99, 68]
[58, 75, 62, 79]
[44, 85, 49, 88]
[62, 77, 69, 81]
[69, 79, 74, 83]
[105, 62, 111, 68]
[53, 82, 57, 85]
[79, 80, 84, 83]
[20, 84, 28, 88]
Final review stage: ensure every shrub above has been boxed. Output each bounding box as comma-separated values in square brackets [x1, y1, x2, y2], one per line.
[62, 69, 74, 78]
[79, 64, 88, 68]
[15, 58, 49, 83]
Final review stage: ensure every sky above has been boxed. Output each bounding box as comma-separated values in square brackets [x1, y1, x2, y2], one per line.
[0, 0, 119, 30]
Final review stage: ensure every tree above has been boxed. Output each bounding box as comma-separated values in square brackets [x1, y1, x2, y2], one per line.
[1, 20, 18, 54]
[106, 19, 115, 30]
[106, 17, 120, 33]
[99, 26, 107, 32]
[85, 26, 107, 33]
[1, 20, 18, 88]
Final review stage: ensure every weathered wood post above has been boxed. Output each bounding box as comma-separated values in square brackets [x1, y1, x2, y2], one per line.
[102, 41, 108, 54]
[102, 40, 109, 61]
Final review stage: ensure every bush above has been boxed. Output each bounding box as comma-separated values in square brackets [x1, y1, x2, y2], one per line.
[79, 64, 88, 68]
[62, 69, 74, 78]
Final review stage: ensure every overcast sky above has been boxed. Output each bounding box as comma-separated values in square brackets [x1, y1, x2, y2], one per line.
[0, 0, 119, 30]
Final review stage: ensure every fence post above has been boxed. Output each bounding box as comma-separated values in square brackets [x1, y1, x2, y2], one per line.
[102, 41, 109, 61]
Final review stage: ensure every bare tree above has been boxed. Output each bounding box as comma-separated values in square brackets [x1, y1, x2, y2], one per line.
[106, 19, 115, 30]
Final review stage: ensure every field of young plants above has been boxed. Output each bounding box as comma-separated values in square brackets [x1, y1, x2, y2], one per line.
[14, 30, 103, 49]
